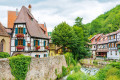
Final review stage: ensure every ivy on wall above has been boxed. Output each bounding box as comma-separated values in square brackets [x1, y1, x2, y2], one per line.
[9, 54, 31, 80]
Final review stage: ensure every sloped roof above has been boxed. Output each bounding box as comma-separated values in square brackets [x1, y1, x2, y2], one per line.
[39, 24, 48, 37]
[8, 11, 17, 28]
[0, 22, 9, 37]
[14, 6, 49, 39]
[109, 29, 120, 35]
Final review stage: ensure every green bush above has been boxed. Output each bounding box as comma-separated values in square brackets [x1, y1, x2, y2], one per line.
[93, 60, 98, 64]
[67, 71, 88, 80]
[74, 65, 81, 72]
[0, 52, 10, 58]
[95, 65, 112, 80]
[64, 52, 76, 66]
[109, 62, 120, 69]
[62, 66, 68, 76]
[9, 54, 31, 80]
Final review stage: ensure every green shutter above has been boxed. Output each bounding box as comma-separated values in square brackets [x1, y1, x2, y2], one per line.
[44, 41, 46, 47]
[39, 55, 40, 58]
[15, 39, 18, 46]
[23, 28, 26, 34]
[23, 39, 26, 46]
[15, 28, 18, 34]
[34, 40, 36, 46]
[38, 40, 40, 46]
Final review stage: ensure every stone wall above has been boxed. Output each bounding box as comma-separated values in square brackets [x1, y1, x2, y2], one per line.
[0, 55, 67, 80]
[0, 58, 14, 80]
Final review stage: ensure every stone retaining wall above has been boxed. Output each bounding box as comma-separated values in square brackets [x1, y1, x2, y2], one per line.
[0, 55, 67, 80]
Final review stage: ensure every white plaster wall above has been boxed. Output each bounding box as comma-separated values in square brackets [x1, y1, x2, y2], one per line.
[107, 51, 119, 59]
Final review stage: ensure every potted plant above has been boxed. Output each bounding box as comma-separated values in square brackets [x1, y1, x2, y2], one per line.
[45, 46, 49, 49]
[16, 33, 24, 38]
[36, 45, 40, 50]
[16, 45, 24, 50]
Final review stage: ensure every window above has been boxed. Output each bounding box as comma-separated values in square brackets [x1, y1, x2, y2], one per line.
[18, 27, 23, 33]
[116, 43, 117, 47]
[113, 43, 115, 47]
[94, 46, 96, 48]
[109, 36, 111, 40]
[109, 43, 110, 48]
[114, 35, 115, 39]
[18, 39, 23, 45]
[44, 54, 47, 57]
[35, 40, 38, 46]
[35, 55, 40, 58]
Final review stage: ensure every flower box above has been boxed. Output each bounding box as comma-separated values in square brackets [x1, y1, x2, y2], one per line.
[45, 46, 49, 49]
[16, 45, 24, 50]
[36, 46, 40, 50]
[16, 33, 24, 38]
[27, 43, 31, 47]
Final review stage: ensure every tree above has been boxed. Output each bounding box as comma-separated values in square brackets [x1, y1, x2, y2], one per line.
[51, 22, 77, 53]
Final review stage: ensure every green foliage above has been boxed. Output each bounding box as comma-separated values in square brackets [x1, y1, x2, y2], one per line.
[0, 52, 10, 58]
[109, 62, 120, 69]
[93, 60, 98, 65]
[74, 65, 81, 72]
[56, 66, 68, 80]
[95, 65, 112, 80]
[64, 52, 76, 66]
[9, 55, 31, 80]
[87, 5, 120, 35]
[51, 22, 77, 53]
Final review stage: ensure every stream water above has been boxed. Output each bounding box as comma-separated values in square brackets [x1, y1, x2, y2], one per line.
[62, 67, 99, 80]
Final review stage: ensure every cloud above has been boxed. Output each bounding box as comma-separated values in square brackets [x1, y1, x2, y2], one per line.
[0, 0, 120, 32]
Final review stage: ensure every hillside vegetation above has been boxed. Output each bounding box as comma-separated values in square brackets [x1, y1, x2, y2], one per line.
[87, 5, 120, 36]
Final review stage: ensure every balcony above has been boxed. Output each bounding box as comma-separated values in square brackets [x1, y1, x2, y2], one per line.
[16, 33, 24, 38]
[109, 47, 117, 50]
[16, 45, 25, 50]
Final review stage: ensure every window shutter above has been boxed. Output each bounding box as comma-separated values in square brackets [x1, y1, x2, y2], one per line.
[34, 40, 36, 46]
[44, 41, 46, 47]
[38, 40, 40, 46]
[39, 55, 40, 58]
[46, 54, 47, 57]
[35, 55, 36, 57]
[15, 28, 18, 34]
[23, 28, 26, 34]
[23, 39, 26, 46]
[15, 39, 18, 46]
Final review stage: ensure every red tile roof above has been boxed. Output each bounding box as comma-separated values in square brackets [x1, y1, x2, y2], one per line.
[39, 24, 48, 37]
[14, 6, 48, 39]
[8, 11, 17, 28]
[0, 22, 9, 37]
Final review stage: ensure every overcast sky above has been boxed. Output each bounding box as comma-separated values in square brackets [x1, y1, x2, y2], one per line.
[0, 0, 120, 32]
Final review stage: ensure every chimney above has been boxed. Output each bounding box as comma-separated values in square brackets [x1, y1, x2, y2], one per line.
[16, 8, 18, 16]
[28, 4, 32, 12]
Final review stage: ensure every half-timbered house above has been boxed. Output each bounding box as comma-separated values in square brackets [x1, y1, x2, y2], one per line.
[11, 5, 49, 58]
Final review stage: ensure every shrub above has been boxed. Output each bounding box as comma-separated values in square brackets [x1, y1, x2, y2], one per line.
[93, 60, 98, 64]
[109, 62, 120, 69]
[0, 52, 10, 58]
[74, 65, 81, 72]
[67, 71, 88, 80]
[106, 75, 119, 80]
[9, 54, 31, 80]
[64, 52, 76, 66]
[62, 66, 68, 76]
[95, 65, 112, 80]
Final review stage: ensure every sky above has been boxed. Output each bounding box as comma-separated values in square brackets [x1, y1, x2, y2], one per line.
[0, 0, 120, 32]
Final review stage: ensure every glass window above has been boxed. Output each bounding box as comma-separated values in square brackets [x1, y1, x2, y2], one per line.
[18, 27, 23, 34]
[18, 39, 23, 45]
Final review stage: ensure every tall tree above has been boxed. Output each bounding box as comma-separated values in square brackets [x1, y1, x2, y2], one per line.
[51, 22, 77, 53]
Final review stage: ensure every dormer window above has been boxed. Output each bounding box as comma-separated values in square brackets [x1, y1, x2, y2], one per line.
[18, 27, 23, 33]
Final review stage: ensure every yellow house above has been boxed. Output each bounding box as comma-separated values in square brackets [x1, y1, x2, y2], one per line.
[0, 22, 10, 54]
[49, 43, 63, 56]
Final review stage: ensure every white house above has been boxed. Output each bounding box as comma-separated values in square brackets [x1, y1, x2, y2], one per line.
[11, 5, 49, 58]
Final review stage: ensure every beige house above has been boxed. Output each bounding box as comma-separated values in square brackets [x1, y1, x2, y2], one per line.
[0, 22, 10, 54]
